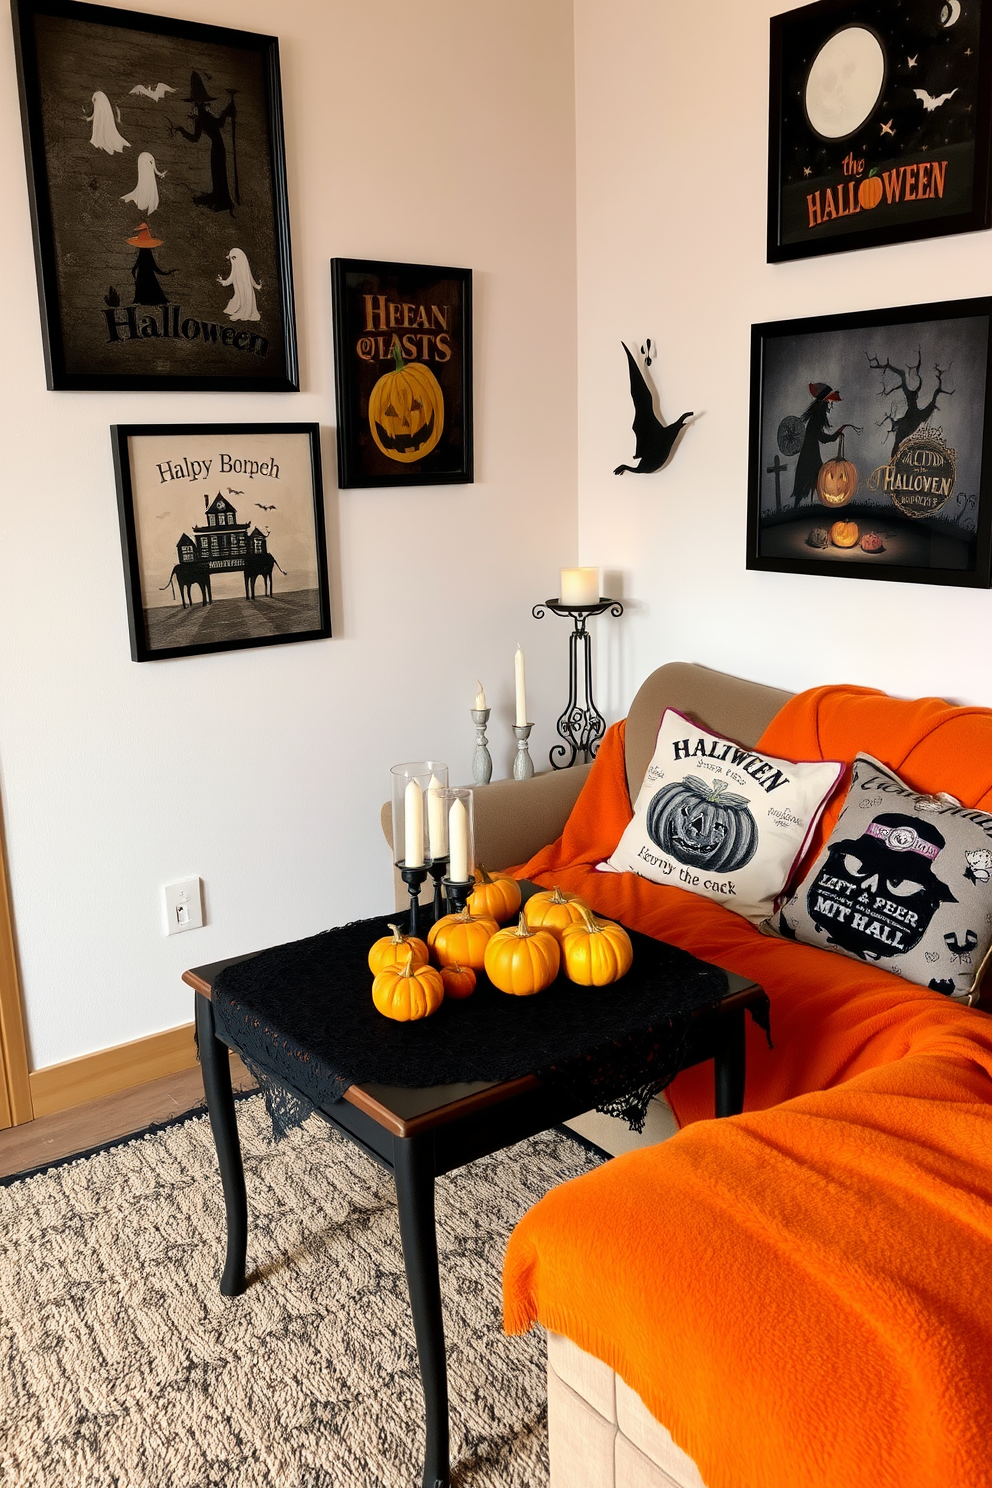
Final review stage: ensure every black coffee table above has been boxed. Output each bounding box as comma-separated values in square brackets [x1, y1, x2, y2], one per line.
[184, 895, 766, 1488]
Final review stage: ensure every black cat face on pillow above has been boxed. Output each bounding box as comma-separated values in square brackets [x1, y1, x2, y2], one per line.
[805, 812, 957, 962]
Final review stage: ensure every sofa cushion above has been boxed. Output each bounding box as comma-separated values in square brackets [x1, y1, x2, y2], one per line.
[764, 753, 992, 999]
[601, 709, 842, 922]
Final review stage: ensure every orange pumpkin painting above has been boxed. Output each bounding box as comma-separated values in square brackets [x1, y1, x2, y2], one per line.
[368, 345, 444, 464]
[830, 520, 860, 548]
[816, 430, 858, 507]
[858, 174, 883, 210]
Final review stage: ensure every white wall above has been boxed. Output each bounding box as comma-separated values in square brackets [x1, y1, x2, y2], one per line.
[574, 0, 992, 726]
[0, 0, 578, 1069]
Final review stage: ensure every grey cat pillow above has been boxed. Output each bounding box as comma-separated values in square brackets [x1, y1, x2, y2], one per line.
[762, 753, 992, 1001]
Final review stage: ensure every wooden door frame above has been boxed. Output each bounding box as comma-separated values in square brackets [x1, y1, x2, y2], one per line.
[0, 808, 32, 1127]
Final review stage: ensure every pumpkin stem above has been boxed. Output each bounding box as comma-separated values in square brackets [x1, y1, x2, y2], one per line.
[390, 342, 405, 374]
[550, 886, 569, 905]
[477, 864, 494, 885]
[513, 911, 534, 939]
[837, 430, 846, 461]
[576, 903, 605, 935]
[400, 949, 415, 978]
[387, 922, 405, 944]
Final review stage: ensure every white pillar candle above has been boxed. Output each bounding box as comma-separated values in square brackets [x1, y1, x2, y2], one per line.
[474, 680, 487, 711]
[404, 778, 424, 867]
[449, 797, 469, 882]
[514, 644, 527, 726]
[560, 567, 600, 606]
[427, 774, 446, 860]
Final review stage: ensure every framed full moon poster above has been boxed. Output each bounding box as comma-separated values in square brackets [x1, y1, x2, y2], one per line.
[768, 0, 992, 262]
[746, 296, 992, 588]
[331, 258, 473, 488]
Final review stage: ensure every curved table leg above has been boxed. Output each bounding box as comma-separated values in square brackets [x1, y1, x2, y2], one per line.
[393, 1133, 449, 1488]
[195, 992, 248, 1297]
[714, 1005, 746, 1118]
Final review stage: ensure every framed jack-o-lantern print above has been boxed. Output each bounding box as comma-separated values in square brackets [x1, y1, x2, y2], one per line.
[768, 0, 992, 262]
[746, 296, 992, 588]
[331, 258, 473, 488]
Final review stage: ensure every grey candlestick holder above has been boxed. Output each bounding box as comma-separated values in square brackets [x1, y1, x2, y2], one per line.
[471, 708, 492, 785]
[513, 723, 534, 780]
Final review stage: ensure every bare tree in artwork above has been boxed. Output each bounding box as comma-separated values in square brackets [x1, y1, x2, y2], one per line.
[867, 348, 954, 457]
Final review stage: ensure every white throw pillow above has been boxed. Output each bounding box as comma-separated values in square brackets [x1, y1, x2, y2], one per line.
[601, 709, 843, 922]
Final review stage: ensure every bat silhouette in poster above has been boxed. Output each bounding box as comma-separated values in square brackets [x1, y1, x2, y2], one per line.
[613, 343, 693, 476]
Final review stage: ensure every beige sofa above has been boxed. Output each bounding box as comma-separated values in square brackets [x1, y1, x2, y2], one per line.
[385, 662, 793, 1488]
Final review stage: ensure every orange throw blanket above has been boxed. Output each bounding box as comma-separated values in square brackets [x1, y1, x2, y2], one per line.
[503, 686, 992, 1488]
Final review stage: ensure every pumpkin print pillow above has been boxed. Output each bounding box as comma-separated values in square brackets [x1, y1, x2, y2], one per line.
[601, 709, 844, 923]
[762, 754, 992, 1002]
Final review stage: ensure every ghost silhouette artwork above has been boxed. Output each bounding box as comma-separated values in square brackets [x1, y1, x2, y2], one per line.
[121, 153, 166, 214]
[805, 813, 956, 962]
[85, 91, 130, 155]
[218, 249, 261, 321]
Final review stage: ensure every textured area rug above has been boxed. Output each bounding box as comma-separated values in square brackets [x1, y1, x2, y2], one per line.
[0, 1096, 602, 1487]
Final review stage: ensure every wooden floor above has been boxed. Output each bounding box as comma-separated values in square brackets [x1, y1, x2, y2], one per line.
[0, 1054, 255, 1181]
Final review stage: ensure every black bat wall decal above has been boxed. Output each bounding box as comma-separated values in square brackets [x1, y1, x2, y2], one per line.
[613, 342, 692, 475]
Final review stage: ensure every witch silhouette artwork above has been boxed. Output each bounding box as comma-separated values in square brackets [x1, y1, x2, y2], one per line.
[613, 342, 692, 476]
[169, 72, 239, 214]
[779, 382, 860, 507]
[127, 223, 176, 306]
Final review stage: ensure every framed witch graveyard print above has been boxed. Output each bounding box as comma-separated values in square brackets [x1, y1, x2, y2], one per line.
[746, 297, 992, 588]
[768, 0, 992, 262]
[331, 258, 473, 487]
[11, 0, 297, 390]
[112, 423, 331, 661]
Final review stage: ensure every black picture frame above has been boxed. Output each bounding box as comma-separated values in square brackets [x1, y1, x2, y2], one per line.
[112, 422, 331, 661]
[331, 257, 473, 488]
[746, 296, 992, 588]
[12, 0, 298, 390]
[768, 0, 992, 262]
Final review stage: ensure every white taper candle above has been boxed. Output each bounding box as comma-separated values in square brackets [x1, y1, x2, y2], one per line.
[404, 778, 424, 867]
[448, 797, 469, 881]
[514, 644, 527, 726]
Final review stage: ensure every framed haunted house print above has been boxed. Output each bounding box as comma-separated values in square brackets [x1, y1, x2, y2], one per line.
[11, 0, 298, 390]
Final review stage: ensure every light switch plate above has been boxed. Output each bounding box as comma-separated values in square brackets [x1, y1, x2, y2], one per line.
[163, 877, 204, 936]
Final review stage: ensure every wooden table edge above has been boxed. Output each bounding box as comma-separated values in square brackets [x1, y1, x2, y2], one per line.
[183, 968, 765, 1140]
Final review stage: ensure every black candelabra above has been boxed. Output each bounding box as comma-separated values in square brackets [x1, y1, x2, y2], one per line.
[532, 596, 624, 769]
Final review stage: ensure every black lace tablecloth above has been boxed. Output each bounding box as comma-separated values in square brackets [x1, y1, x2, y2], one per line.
[211, 913, 762, 1132]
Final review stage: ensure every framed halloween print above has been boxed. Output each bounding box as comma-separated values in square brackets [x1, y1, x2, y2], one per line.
[331, 258, 473, 487]
[112, 423, 330, 661]
[768, 0, 992, 262]
[746, 296, 992, 588]
[12, 0, 298, 390]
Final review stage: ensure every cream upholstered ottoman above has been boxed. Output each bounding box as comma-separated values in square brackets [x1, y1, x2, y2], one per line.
[547, 1332, 706, 1488]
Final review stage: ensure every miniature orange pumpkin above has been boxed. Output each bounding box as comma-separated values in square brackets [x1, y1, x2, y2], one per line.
[440, 963, 477, 999]
[428, 909, 499, 970]
[368, 344, 444, 464]
[830, 520, 860, 548]
[525, 885, 589, 941]
[467, 865, 522, 925]
[368, 922, 429, 976]
[372, 951, 444, 1022]
[817, 431, 858, 507]
[560, 905, 633, 986]
[858, 173, 883, 209]
[483, 913, 560, 996]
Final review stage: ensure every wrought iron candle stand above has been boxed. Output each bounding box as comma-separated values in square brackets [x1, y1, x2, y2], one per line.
[398, 863, 430, 938]
[427, 857, 449, 920]
[441, 876, 474, 914]
[532, 597, 624, 769]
